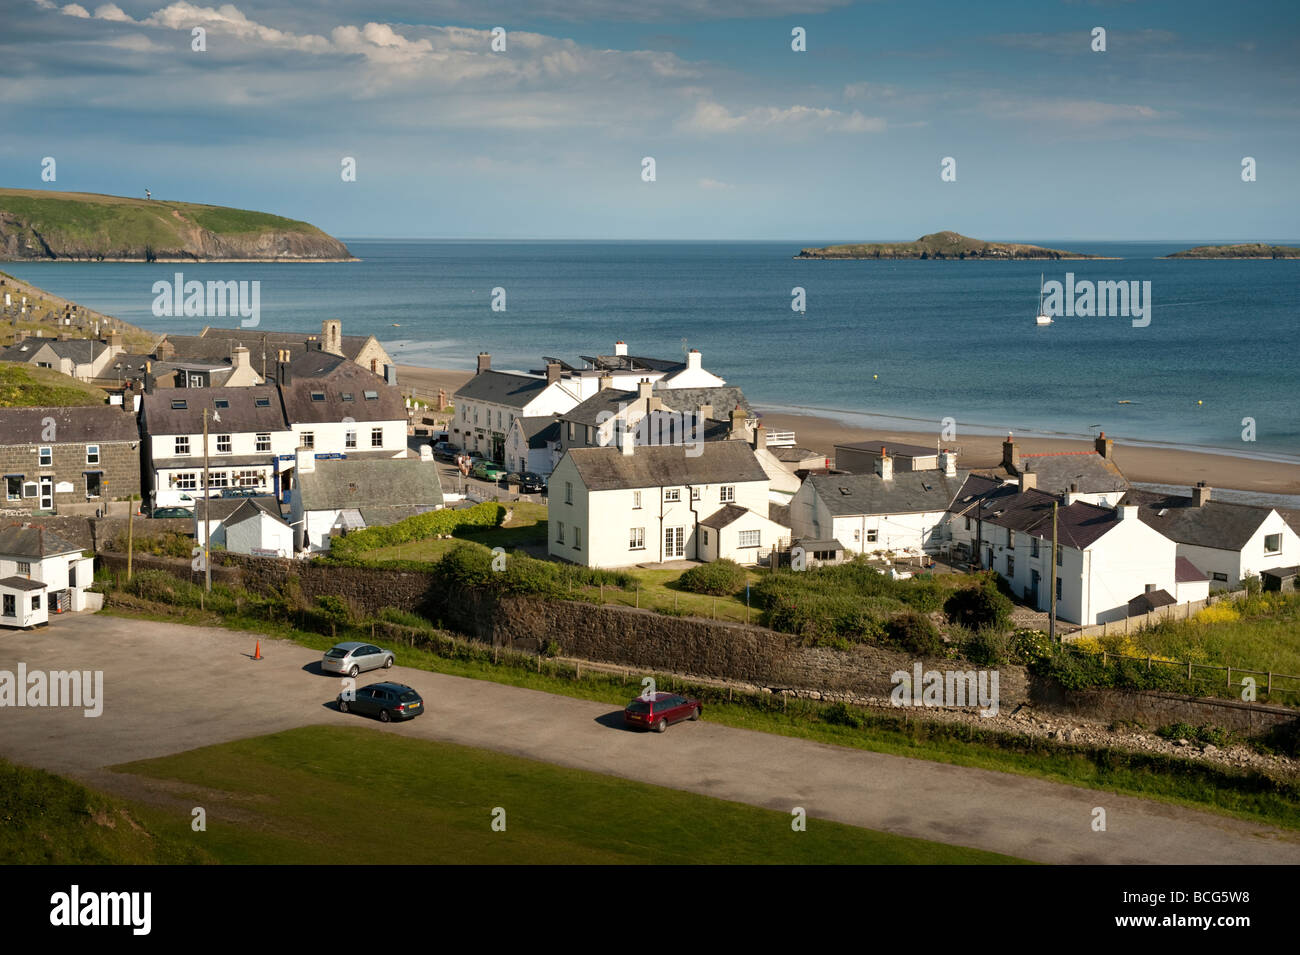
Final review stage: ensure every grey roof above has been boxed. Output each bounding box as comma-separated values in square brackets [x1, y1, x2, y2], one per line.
[770, 445, 826, 464]
[1119, 488, 1273, 551]
[285, 350, 352, 379]
[282, 362, 404, 424]
[199, 327, 375, 363]
[1130, 589, 1176, 613]
[699, 503, 750, 529]
[980, 451, 1129, 496]
[1261, 565, 1300, 580]
[769, 502, 791, 528]
[194, 497, 281, 521]
[806, 469, 971, 517]
[513, 416, 561, 449]
[454, 370, 552, 409]
[565, 441, 768, 491]
[0, 338, 109, 365]
[0, 405, 138, 445]
[224, 497, 290, 528]
[141, 386, 287, 435]
[0, 523, 83, 558]
[794, 537, 848, 552]
[657, 386, 751, 415]
[835, 440, 938, 459]
[153, 454, 269, 469]
[580, 353, 685, 374]
[297, 459, 444, 511]
[561, 389, 641, 427]
[952, 475, 1126, 550]
[1175, 556, 1208, 583]
[0, 576, 47, 592]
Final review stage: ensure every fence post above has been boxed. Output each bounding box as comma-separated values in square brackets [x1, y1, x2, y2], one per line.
[1187, 660, 1192, 680]
[635, 586, 639, 609]
[1226, 665, 1231, 687]
[1147, 655, 1152, 671]
[1102, 650, 1107, 665]
[1267, 672, 1272, 696]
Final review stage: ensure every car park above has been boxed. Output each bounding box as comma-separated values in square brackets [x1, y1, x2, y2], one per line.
[321, 641, 395, 677]
[623, 692, 702, 733]
[337, 682, 424, 722]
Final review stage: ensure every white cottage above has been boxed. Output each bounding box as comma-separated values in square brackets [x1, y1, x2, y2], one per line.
[0, 523, 95, 627]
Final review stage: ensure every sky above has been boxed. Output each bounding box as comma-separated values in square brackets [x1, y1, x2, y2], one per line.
[3, 0, 1298, 240]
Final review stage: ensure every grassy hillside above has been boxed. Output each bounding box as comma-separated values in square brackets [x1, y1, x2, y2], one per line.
[0, 188, 352, 261]
[0, 363, 108, 406]
[797, 230, 1100, 260]
[1166, 243, 1300, 259]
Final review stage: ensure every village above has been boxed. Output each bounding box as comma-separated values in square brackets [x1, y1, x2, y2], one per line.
[2, 314, 1298, 634]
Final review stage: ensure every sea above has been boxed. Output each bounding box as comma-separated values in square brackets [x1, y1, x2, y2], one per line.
[5, 239, 1299, 468]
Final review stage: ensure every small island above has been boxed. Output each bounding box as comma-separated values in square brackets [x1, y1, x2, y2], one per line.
[0, 188, 355, 262]
[795, 230, 1104, 260]
[1165, 243, 1300, 259]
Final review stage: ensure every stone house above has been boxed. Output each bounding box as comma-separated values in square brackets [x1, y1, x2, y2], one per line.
[0, 405, 140, 513]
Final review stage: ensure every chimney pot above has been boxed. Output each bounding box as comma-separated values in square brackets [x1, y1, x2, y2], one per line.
[477, 352, 491, 374]
[547, 362, 562, 386]
[1192, 483, 1212, 507]
[1002, 434, 1021, 473]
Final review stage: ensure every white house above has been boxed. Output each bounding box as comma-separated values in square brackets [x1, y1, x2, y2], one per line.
[503, 416, 562, 477]
[1119, 484, 1300, 590]
[567, 342, 727, 395]
[277, 352, 410, 461]
[548, 440, 783, 568]
[0, 333, 125, 383]
[140, 386, 296, 508]
[947, 476, 1180, 625]
[789, 449, 967, 557]
[0, 523, 95, 627]
[220, 498, 297, 558]
[452, 355, 584, 462]
[289, 455, 444, 552]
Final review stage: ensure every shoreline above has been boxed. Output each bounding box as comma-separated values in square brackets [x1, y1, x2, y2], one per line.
[0, 257, 361, 264]
[395, 364, 1300, 499]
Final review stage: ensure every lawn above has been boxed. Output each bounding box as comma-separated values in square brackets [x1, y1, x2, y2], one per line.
[113, 725, 1024, 865]
[1128, 592, 1300, 679]
[360, 501, 550, 563]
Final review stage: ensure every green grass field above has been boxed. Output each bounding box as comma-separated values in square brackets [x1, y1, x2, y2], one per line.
[110, 725, 1023, 864]
[0, 363, 109, 407]
[1129, 592, 1300, 678]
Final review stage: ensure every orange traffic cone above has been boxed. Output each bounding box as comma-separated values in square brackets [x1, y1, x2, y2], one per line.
[253, 641, 262, 661]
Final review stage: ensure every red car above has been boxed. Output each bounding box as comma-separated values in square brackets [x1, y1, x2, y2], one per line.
[623, 692, 702, 733]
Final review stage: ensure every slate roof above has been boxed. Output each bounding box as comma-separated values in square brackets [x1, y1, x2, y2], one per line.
[1261, 565, 1299, 581]
[224, 498, 290, 528]
[699, 503, 749, 529]
[1130, 589, 1176, 613]
[141, 386, 288, 435]
[951, 475, 1129, 550]
[1175, 556, 1208, 583]
[454, 370, 553, 409]
[562, 389, 638, 427]
[978, 451, 1129, 496]
[836, 440, 938, 459]
[0, 338, 110, 365]
[194, 497, 281, 522]
[657, 386, 752, 416]
[565, 441, 768, 492]
[200, 327, 375, 362]
[358, 505, 439, 526]
[770, 446, 826, 464]
[0, 523, 84, 558]
[297, 459, 444, 511]
[1118, 488, 1274, 551]
[513, 416, 561, 449]
[0, 576, 47, 592]
[281, 362, 404, 424]
[806, 469, 971, 517]
[580, 353, 685, 373]
[0, 405, 139, 445]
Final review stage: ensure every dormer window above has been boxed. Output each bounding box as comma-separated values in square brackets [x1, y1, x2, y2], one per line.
[311, 391, 326, 402]
[255, 396, 270, 407]
[171, 399, 187, 410]
[340, 392, 354, 402]
[363, 390, 379, 400]
[214, 398, 230, 409]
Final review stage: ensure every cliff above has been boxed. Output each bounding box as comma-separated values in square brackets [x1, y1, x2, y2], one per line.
[1165, 243, 1300, 259]
[796, 230, 1100, 260]
[0, 188, 354, 262]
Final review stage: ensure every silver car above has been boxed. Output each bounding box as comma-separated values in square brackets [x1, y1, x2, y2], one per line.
[321, 641, 395, 677]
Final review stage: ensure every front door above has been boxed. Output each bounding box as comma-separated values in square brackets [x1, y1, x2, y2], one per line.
[1030, 569, 1040, 608]
[664, 525, 685, 559]
[39, 476, 53, 510]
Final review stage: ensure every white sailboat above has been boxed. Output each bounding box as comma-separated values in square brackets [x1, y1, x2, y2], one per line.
[1035, 273, 1054, 325]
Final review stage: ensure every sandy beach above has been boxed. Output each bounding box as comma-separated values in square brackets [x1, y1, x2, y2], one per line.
[397, 364, 1299, 499]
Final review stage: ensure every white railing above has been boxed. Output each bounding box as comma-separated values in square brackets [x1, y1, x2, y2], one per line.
[764, 431, 797, 448]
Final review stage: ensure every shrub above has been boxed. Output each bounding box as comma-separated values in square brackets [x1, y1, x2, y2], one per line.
[378, 607, 434, 631]
[885, 611, 944, 657]
[944, 579, 1013, 633]
[677, 560, 747, 596]
[315, 594, 352, 627]
[962, 629, 1008, 666]
[1007, 629, 1053, 666]
[327, 502, 505, 559]
[436, 543, 495, 588]
[1242, 573, 1262, 596]
[822, 701, 864, 729]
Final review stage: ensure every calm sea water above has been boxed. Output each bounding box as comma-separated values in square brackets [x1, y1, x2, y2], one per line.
[5, 239, 1298, 460]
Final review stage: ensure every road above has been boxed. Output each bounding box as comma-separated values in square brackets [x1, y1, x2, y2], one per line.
[2, 614, 1298, 864]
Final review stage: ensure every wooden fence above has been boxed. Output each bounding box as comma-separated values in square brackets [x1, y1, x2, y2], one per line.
[1064, 588, 1247, 640]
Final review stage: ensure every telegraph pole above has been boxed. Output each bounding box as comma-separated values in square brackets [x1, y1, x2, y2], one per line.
[1049, 501, 1058, 642]
[202, 409, 212, 592]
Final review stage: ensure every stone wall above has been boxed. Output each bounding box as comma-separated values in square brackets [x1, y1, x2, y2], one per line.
[0, 438, 139, 511]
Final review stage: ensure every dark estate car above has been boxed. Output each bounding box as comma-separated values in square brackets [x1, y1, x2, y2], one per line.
[219, 487, 262, 498]
[506, 471, 547, 494]
[623, 692, 702, 733]
[337, 682, 425, 722]
[149, 506, 193, 519]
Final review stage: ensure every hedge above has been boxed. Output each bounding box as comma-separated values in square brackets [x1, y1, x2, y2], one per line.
[325, 503, 505, 559]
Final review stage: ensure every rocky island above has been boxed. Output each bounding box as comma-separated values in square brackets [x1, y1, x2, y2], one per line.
[0, 188, 355, 262]
[795, 230, 1103, 260]
[1165, 243, 1300, 259]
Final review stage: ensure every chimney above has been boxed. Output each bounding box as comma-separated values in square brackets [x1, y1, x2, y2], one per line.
[232, 345, 250, 371]
[437, 388, 448, 409]
[322, 319, 343, 356]
[876, 447, 894, 481]
[1019, 471, 1037, 491]
[939, 449, 957, 477]
[108, 330, 122, 353]
[621, 426, 635, 456]
[1116, 504, 1138, 521]
[277, 360, 292, 386]
[306, 339, 322, 352]
[686, 349, 702, 371]
[156, 339, 175, 360]
[698, 403, 713, 423]
[1063, 482, 1079, 506]
[384, 364, 398, 387]
[729, 405, 746, 439]
[547, 362, 562, 386]
[598, 373, 613, 392]
[477, 352, 491, 374]
[143, 361, 155, 394]
[1001, 433, 1021, 473]
[752, 423, 767, 451]
[614, 341, 628, 357]
[296, 446, 316, 474]
[1094, 429, 1114, 460]
[1192, 482, 1212, 507]
[637, 378, 653, 401]
[59, 331, 71, 341]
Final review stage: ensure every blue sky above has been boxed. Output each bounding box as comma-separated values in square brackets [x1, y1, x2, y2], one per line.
[3, 0, 1298, 240]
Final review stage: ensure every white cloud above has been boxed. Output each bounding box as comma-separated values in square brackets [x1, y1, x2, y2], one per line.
[61, 4, 91, 17]
[94, 3, 132, 21]
[680, 100, 884, 134]
[698, 177, 732, 189]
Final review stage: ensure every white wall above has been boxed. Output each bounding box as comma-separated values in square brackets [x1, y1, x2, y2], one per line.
[227, 512, 296, 558]
[291, 420, 408, 457]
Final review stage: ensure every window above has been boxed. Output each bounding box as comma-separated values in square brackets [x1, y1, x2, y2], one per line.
[216, 434, 232, 454]
[1055, 578, 1063, 601]
[1007, 528, 1014, 550]
[1, 594, 12, 617]
[22, 482, 36, 499]
[720, 485, 735, 503]
[86, 445, 99, 465]
[176, 472, 198, 490]
[1212, 572, 1229, 582]
[237, 470, 261, 488]
[1007, 556, 1015, 577]
[17, 561, 31, 575]
[310, 391, 326, 402]
[170, 399, 187, 410]
[175, 436, 190, 456]
[567, 422, 575, 441]
[188, 375, 204, 388]
[1056, 547, 1063, 567]
[364, 390, 379, 401]
[39, 447, 52, 467]
[702, 529, 709, 546]
[853, 529, 860, 541]
[1031, 537, 1040, 558]
[1265, 533, 1282, 554]
[341, 392, 354, 402]
[664, 525, 685, 558]
[738, 529, 761, 548]
[629, 527, 645, 550]
[632, 490, 642, 509]
[84, 473, 101, 497]
[302, 432, 315, 449]
[256, 433, 271, 452]
[209, 471, 229, 488]
[371, 428, 383, 448]
[665, 488, 681, 502]
[867, 529, 878, 543]
[565, 482, 573, 505]
[556, 521, 565, 544]
[214, 398, 229, 409]
[690, 486, 701, 501]
[964, 516, 972, 531]
[32, 594, 41, 611]
[345, 430, 357, 449]
[254, 396, 270, 407]
[573, 527, 582, 550]
[5, 476, 21, 501]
